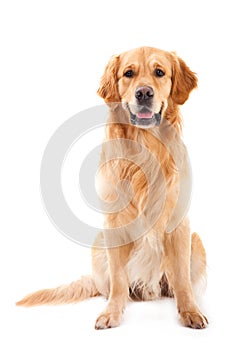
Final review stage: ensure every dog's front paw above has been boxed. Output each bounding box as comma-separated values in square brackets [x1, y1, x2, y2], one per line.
[95, 312, 122, 330]
[180, 311, 208, 329]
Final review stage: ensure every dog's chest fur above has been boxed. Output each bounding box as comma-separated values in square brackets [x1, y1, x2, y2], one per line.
[127, 235, 164, 300]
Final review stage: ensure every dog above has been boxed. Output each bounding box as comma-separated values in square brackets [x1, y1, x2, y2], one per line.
[17, 46, 208, 330]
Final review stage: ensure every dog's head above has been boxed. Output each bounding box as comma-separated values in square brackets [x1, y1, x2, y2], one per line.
[97, 47, 197, 129]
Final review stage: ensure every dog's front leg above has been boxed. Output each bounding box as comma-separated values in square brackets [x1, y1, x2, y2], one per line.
[165, 219, 208, 329]
[95, 246, 130, 330]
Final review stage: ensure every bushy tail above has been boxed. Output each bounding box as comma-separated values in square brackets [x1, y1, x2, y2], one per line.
[16, 275, 99, 307]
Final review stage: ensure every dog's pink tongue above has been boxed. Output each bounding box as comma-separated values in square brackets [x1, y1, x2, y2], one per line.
[136, 112, 153, 119]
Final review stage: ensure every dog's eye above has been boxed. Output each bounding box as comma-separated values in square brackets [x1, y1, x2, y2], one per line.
[155, 68, 165, 77]
[124, 70, 134, 78]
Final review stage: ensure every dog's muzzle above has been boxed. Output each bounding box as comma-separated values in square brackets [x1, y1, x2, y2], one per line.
[129, 108, 162, 128]
[128, 86, 162, 128]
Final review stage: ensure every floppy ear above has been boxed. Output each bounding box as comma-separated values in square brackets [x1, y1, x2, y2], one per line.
[97, 55, 120, 103]
[171, 53, 198, 105]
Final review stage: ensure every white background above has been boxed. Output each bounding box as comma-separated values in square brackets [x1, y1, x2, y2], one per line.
[1, 0, 233, 349]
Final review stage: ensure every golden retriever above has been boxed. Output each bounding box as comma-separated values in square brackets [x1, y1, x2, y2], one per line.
[17, 47, 208, 329]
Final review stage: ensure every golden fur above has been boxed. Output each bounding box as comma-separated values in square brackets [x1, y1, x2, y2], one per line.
[17, 47, 208, 329]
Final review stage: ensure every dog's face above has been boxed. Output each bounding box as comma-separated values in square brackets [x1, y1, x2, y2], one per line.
[98, 47, 197, 128]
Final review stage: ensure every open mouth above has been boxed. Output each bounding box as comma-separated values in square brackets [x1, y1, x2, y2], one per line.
[129, 108, 162, 128]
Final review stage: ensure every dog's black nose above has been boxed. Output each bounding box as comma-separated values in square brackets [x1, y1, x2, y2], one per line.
[135, 86, 154, 101]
